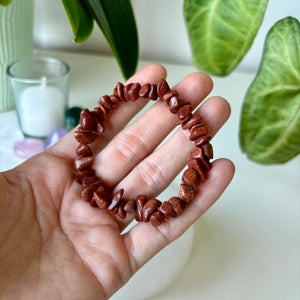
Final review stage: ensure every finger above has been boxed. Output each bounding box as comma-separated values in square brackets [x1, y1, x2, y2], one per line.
[47, 64, 167, 162]
[123, 158, 235, 274]
[118, 96, 230, 200]
[93, 72, 213, 187]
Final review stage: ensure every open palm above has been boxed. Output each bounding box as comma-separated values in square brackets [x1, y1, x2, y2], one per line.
[0, 64, 234, 300]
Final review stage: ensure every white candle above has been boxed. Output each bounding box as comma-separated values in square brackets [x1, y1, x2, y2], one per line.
[18, 83, 65, 137]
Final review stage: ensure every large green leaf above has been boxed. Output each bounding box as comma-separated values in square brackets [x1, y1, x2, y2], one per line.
[61, 0, 94, 43]
[184, 0, 268, 76]
[0, 0, 12, 6]
[81, 0, 138, 79]
[239, 17, 300, 164]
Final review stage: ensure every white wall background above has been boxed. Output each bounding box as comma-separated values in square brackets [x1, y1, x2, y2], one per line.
[34, 0, 300, 73]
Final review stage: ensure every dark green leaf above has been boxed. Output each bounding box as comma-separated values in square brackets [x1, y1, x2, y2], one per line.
[184, 0, 268, 76]
[61, 0, 94, 43]
[0, 0, 12, 6]
[239, 17, 300, 164]
[81, 0, 138, 79]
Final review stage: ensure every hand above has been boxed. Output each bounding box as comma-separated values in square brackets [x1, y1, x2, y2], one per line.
[0, 64, 234, 299]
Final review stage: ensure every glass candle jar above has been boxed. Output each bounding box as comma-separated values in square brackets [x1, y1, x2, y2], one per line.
[7, 57, 70, 138]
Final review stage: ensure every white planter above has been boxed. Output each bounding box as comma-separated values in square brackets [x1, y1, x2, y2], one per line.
[0, 0, 34, 112]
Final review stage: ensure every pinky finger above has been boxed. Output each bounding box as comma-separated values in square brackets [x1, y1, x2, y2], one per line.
[123, 158, 235, 274]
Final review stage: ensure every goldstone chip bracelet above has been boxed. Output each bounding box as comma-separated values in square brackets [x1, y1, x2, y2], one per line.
[73, 79, 213, 227]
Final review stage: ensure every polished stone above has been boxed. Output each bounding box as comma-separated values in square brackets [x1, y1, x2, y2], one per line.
[44, 127, 67, 149]
[14, 138, 44, 160]
[65, 106, 83, 131]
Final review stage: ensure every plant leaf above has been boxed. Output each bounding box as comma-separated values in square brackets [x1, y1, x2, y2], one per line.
[0, 0, 12, 6]
[239, 17, 300, 164]
[184, 0, 268, 76]
[61, 0, 94, 43]
[81, 0, 138, 79]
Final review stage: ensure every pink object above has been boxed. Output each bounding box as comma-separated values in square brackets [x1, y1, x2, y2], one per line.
[44, 128, 67, 149]
[14, 138, 44, 160]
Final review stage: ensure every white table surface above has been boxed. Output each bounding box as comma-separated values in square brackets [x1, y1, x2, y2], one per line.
[0, 50, 299, 300]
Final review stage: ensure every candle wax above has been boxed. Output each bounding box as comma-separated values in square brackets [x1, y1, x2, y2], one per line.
[19, 85, 65, 137]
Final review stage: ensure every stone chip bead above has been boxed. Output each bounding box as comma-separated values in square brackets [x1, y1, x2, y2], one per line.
[178, 183, 194, 203]
[168, 197, 185, 216]
[181, 115, 202, 130]
[74, 130, 97, 144]
[135, 195, 148, 222]
[74, 156, 94, 171]
[93, 185, 110, 208]
[80, 108, 95, 130]
[142, 199, 162, 222]
[159, 201, 177, 218]
[81, 181, 102, 202]
[150, 211, 165, 227]
[182, 167, 201, 188]
[157, 79, 170, 99]
[139, 83, 151, 98]
[108, 189, 124, 211]
[189, 123, 208, 141]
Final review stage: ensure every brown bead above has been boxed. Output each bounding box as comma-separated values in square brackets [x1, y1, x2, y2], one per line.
[178, 183, 194, 203]
[194, 135, 211, 147]
[93, 116, 105, 134]
[150, 211, 165, 227]
[182, 167, 201, 188]
[188, 148, 211, 170]
[202, 142, 213, 159]
[81, 181, 102, 202]
[76, 144, 93, 157]
[157, 79, 170, 99]
[124, 83, 133, 101]
[74, 156, 94, 171]
[114, 82, 125, 101]
[135, 195, 148, 222]
[110, 94, 121, 104]
[93, 185, 110, 208]
[94, 107, 104, 120]
[75, 169, 95, 184]
[80, 109, 95, 130]
[182, 115, 202, 130]
[159, 201, 177, 218]
[168, 197, 185, 215]
[98, 103, 110, 115]
[162, 90, 178, 104]
[74, 131, 97, 144]
[189, 123, 208, 141]
[108, 188, 124, 211]
[169, 97, 187, 114]
[116, 200, 127, 219]
[177, 104, 193, 122]
[187, 158, 207, 181]
[142, 199, 161, 222]
[124, 199, 136, 212]
[139, 83, 150, 98]
[82, 176, 99, 189]
[128, 83, 141, 102]
[99, 95, 113, 110]
[148, 84, 158, 100]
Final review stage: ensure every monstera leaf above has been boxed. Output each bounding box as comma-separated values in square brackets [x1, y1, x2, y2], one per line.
[239, 17, 300, 164]
[184, 0, 268, 76]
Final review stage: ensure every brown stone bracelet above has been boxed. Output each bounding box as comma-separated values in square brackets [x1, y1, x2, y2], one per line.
[73, 79, 213, 227]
